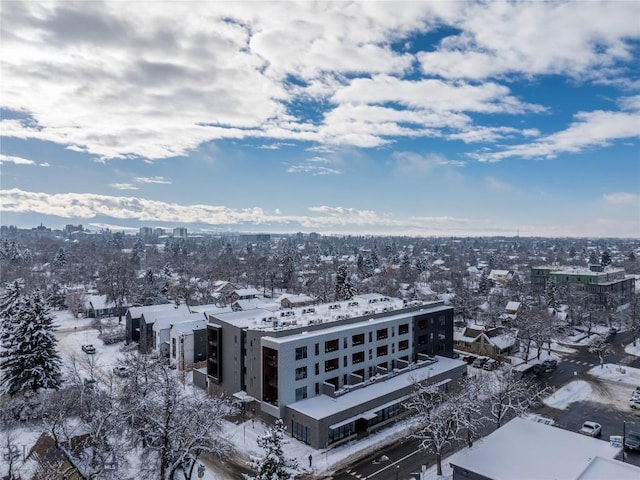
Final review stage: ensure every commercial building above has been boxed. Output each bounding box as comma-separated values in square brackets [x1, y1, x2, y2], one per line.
[531, 264, 635, 305]
[194, 294, 465, 448]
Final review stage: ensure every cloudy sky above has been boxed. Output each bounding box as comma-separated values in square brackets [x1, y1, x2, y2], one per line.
[1, 1, 639, 237]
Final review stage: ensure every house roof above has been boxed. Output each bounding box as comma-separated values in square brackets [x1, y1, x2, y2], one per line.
[505, 301, 521, 311]
[450, 417, 621, 480]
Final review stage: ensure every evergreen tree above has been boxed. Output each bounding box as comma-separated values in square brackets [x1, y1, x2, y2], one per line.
[477, 270, 491, 297]
[0, 280, 24, 357]
[335, 263, 356, 301]
[244, 419, 298, 480]
[588, 250, 599, 265]
[601, 250, 612, 266]
[0, 290, 63, 395]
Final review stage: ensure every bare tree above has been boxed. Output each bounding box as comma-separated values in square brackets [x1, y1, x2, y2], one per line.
[404, 382, 470, 476]
[97, 253, 136, 324]
[588, 337, 614, 368]
[485, 368, 549, 429]
[117, 354, 235, 480]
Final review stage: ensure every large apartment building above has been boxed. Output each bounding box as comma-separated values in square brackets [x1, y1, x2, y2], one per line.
[194, 293, 466, 448]
[531, 264, 635, 305]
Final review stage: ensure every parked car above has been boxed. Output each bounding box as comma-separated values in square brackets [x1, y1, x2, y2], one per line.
[578, 421, 602, 438]
[625, 431, 640, 451]
[531, 363, 546, 377]
[629, 398, 640, 410]
[543, 359, 558, 372]
[112, 366, 129, 377]
[463, 355, 477, 364]
[472, 357, 488, 368]
[483, 359, 499, 371]
[81, 344, 96, 354]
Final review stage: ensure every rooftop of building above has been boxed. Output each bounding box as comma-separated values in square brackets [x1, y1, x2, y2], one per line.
[208, 294, 445, 333]
[449, 417, 622, 480]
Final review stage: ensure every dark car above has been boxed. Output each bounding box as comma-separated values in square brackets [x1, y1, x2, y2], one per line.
[543, 359, 558, 372]
[463, 355, 477, 364]
[472, 357, 489, 368]
[625, 431, 640, 451]
[112, 366, 129, 377]
[81, 344, 96, 354]
[531, 363, 546, 377]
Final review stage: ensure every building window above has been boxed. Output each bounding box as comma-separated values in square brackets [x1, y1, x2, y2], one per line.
[343, 356, 347, 367]
[419, 319, 428, 329]
[315, 382, 319, 395]
[315, 363, 319, 375]
[295, 346, 307, 360]
[352, 351, 365, 364]
[418, 335, 427, 345]
[399, 323, 409, 335]
[369, 349, 373, 360]
[292, 421, 310, 445]
[399, 339, 409, 351]
[376, 328, 388, 340]
[352, 333, 365, 346]
[439, 316, 446, 326]
[376, 345, 388, 357]
[295, 386, 307, 401]
[315, 343, 319, 355]
[325, 339, 339, 353]
[344, 337, 348, 349]
[295, 366, 307, 380]
[325, 358, 339, 371]
[171, 338, 176, 358]
[369, 332, 373, 342]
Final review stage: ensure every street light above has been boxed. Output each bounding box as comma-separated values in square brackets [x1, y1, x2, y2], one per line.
[396, 464, 400, 480]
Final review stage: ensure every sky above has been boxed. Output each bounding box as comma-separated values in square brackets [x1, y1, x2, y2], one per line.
[1, 1, 639, 238]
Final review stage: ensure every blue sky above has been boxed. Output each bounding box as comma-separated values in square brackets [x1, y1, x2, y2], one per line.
[1, 1, 639, 237]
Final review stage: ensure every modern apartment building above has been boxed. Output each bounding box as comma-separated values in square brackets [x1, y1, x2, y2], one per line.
[531, 264, 635, 305]
[195, 293, 466, 448]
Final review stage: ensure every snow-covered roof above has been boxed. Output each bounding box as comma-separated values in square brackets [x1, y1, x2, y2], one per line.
[450, 417, 621, 480]
[171, 318, 207, 335]
[233, 288, 260, 296]
[211, 295, 445, 334]
[127, 303, 179, 319]
[576, 455, 640, 479]
[232, 298, 272, 311]
[280, 294, 315, 303]
[85, 294, 111, 310]
[505, 301, 521, 311]
[152, 312, 201, 331]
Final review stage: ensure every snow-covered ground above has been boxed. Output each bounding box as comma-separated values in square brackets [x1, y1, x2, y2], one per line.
[543, 380, 594, 410]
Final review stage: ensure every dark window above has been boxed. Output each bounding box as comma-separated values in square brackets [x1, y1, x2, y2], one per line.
[369, 332, 373, 342]
[315, 363, 319, 375]
[376, 345, 388, 357]
[325, 358, 339, 371]
[352, 333, 365, 346]
[315, 343, 319, 355]
[344, 337, 348, 349]
[376, 328, 388, 340]
[399, 339, 409, 351]
[295, 346, 307, 360]
[352, 351, 365, 364]
[369, 349, 373, 360]
[325, 339, 339, 353]
[418, 335, 427, 345]
[295, 386, 307, 401]
[343, 356, 347, 367]
[399, 323, 409, 335]
[295, 366, 307, 380]
[315, 383, 319, 395]
[419, 319, 428, 329]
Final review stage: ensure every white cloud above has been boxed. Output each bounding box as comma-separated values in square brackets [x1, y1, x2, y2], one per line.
[1, 1, 637, 162]
[134, 176, 172, 184]
[39, 162, 50, 167]
[602, 192, 640, 205]
[0, 154, 36, 165]
[393, 152, 465, 176]
[472, 109, 640, 162]
[110, 183, 139, 191]
[286, 165, 341, 176]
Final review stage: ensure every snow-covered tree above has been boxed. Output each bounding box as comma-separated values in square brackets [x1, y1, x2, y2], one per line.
[244, 419, 298, 480]
[404, 383, 467, 476]
[0, 289, 63, 395]
[117, 354, 234, 480]
[335, 263, 356, 301]
[588, 337, 614, 368]
[477, 269, 491, 298]
[485, 368, 548, 429]
[600, 250, 612, 267]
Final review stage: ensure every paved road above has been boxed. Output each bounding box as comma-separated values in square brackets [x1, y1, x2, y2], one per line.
[328, 333, 640, 480]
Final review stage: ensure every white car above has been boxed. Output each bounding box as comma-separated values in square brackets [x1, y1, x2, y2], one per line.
[579, 421, 602, 438]
[630, 398, 640, 410]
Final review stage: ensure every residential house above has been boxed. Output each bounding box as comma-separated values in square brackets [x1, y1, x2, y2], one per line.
[280, 294, 316, 309]
[453, 326, 517, 357]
